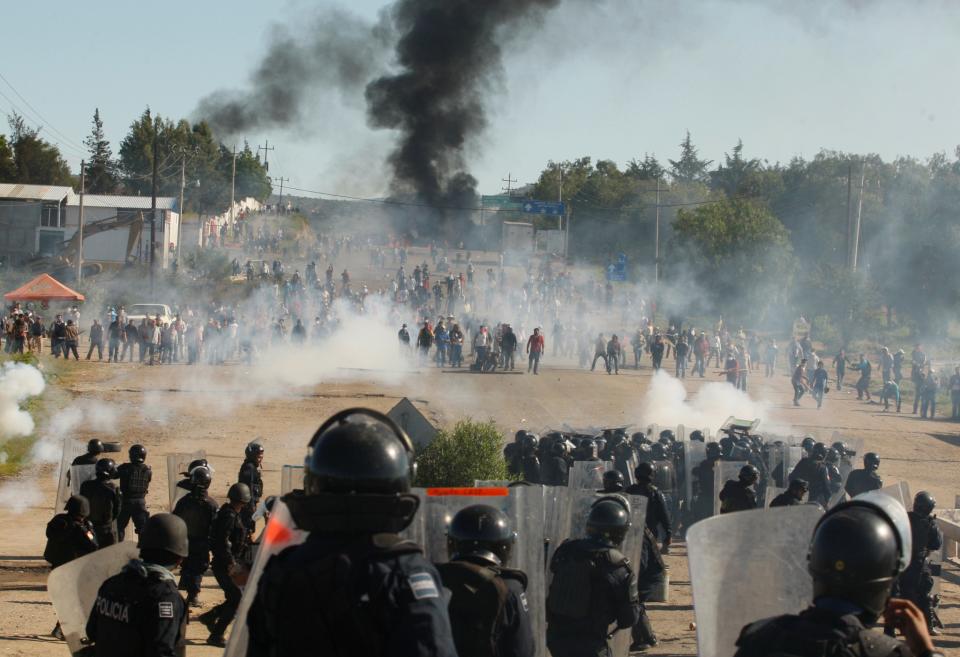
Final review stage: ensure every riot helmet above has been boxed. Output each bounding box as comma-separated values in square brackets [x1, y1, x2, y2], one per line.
[635, 461, 654, 483]
[831, 441, 853, 458]
[659, 429, 675, 443]
[705, 442, 722, 460]
[181, 458, 209, 477]
[863, 452, 880, 471]
[95, 458, 118, 480]
[87, 439, 104, 456]
[522, 433, 539, 452]
[824, 448, 839, 465]
[650, 443, 667, 460]
[551, 441, 567, 457]
[801, 436, 816, 454]
[689, 430, 705, 443]
[738, 464, 759, 484]
[245, 441, 265, 461]
[138, 513, 189, 562]
[602, 469, 625, 491]
[129, 444, 147, 464]
[65, 494, 90, 517]
[788, 478, 808, 498]
[514, 430, 529, 443]
[585, 497, 631, 548]
[228, 483, 252, 504]
[263, 495, 278, 515]
[719, 436, 734, 455]
[190, 466, 212, 490]
[913, 491, 936, 517]
[446, 504, 515, 567]
[631, 431, 648, 447]
[807, 491, 911, 622]
[811, 443, 827, 461]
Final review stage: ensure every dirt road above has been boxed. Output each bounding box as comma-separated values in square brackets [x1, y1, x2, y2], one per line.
[1, 349, 958, 656]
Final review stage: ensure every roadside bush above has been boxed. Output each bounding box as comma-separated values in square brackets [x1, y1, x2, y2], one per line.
[414, 419, 509, 487]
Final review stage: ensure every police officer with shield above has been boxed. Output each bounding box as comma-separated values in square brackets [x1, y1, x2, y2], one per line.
[845, 452, 883, 497]
[238, 441, 264, 531]
[437, 504, 535, 657]
[172, 466, 217, 608]
[625, 462, 672, 551]
[734, 493, 942, 657]
[117, 444, 151, 541]
[719, 465, 759, 514]
[72, 439, 105, 466]
[85, 514, 190, 657]
[45, 494, 98, 640]
[769, 479, 808, 507]
[893, 492, 943, 635]
[546, 497, 640, 657]
[246, 408, 457, 657]
[598, 470, 626, 494]
[80, 459, 122, 548]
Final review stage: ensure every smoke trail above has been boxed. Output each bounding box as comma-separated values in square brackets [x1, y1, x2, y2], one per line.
[196, 8, 393, 135]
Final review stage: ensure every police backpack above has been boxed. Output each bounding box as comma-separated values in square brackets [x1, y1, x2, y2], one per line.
[436, 560, 514, 657]
[548, 541, 627, 620]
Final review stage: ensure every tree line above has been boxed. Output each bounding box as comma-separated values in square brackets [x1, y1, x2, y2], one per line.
[529, 132, 960, 339]
[0, 108, 272, 216]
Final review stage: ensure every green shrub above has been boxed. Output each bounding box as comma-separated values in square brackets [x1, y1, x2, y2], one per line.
[414, 419, 509, 487]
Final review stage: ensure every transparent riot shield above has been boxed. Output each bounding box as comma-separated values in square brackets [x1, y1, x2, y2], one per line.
[877, 481, 911, 509]
[280, 465, 304, 495]
[687, 505, 824, 657]
[567, 460, 607, 490]
[47, 541, 141, 654]
[830, 433, 864, 481]
[55, 439, 89, 509]
[225, 500, 307, 657]
[166, 451, 206, 510]
[683, 441, 707, 510]
[713, 461, 747, 516]
[676, 424, 686, 442]
[70, 465, 97, 496]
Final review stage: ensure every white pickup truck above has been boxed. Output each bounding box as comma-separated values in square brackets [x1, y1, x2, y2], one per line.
[125, 303, 174, 325]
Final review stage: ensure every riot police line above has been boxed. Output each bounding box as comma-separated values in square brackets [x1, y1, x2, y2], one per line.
[45, 411, 946, 657]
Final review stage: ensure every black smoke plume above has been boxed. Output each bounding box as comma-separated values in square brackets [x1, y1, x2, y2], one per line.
[367, 0, 559, 237]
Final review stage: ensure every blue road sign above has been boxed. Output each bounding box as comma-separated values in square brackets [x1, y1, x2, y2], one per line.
[521, 200, 565, 216]
[606, 262, 627, 282]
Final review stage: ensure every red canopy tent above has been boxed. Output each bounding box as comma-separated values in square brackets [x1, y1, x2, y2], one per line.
[4, 273, 85, 302]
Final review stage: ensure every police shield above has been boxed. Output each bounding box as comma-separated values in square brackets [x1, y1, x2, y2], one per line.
[877, 481, 911, 509]
[683, 440, 707, 510]
[55, 439, 90, 509]
[166, 451, 206, 510]
[225, 499, 307, 657]
[567, 460, 607, 489]
[712, 461, 747, 516]
[280, 465, 304, 495]
[47, 541, 141, 654]
[687, 505, 824, 657]
[418, 486, 548, 657]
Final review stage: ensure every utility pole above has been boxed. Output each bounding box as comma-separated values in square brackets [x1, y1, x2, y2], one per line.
[257, 140, 274, 171]
[150, 129, 159, 294]
[501, 173, 517, 197]
[850, 166, 866, 272]
[76, 161, 85, 283]
[654, 176, 661, 283]
[273, 176, 289, 214]
[557, 167, 563, 231]
[845, 163, 853, 270]
[229, 146, 237, 227]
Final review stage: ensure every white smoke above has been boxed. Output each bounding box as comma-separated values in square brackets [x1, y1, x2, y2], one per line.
[32, 400, 121, 463]
[0, 478, 43, 514]
[0, 362, 46, 439]
[638, 369, 772, 432]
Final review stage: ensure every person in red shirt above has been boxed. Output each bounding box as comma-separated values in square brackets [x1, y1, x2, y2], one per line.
[527, 327, 545, 374]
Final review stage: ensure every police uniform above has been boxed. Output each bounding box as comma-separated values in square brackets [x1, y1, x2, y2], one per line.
[72, 452, 100, 466]
[897, 511, 943, 629]
[546, 537, 639, 657]
[205, 503, 249, 639]
[117, 462, 152, 540]
[719, 479, 757, 513]
[437, 555, 536, 657]
[86, 560, 187, 657]
[624, 481, 673, 544]
[80, 479, 122, 547]
[633, 528, 666, 649]
[521, 454, 541, 484]
[540, 455, 570, 486]
[172, 491, 218, 601]
[790, 457, 831, 506]
[691, 458, 718, 521]
[734, 605, 911, 657]
[247, 533, 458, 657]
[44, 513, 97, 567]
[769, 491, 802, 507]
[845, 469, 883, 497]
[238, 458, 263, 529]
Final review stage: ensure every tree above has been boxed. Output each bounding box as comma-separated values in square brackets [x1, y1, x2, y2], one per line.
[710, 139, 760, 197]
[626, 154, 665, 181]
[229, 142, 272, 202]
[413, 419, 509, 487]
[118, 107, 162, 195]
[0, 134, 15, 181]
[668, 131, 712, 184]
[83, 108, 118, 193]
[671, 198, 795, 319]
[6, 114, 72, 185]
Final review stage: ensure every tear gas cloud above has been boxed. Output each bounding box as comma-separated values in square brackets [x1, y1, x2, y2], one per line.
[0, 362, 45, 439]
[31, 401, 119, 464]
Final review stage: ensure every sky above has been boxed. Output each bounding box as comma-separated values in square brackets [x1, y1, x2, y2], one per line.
[2, 0, 959, 197]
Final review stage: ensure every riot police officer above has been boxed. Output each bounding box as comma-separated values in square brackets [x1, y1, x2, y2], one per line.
[613, 437, 636, 482]
[521, 434, 541, 484]
[546, 497, 640, 657]
[598, 469, 625, 493]
[72, 439, 104, 465]
[626, 462, 673, 550]
[789, 443, 831, 506]
[246, 408, 457, 657]
[541, 441, 570, 486]
[437, 504, 535, 657]
[239, 441, 264, 531]
[689, 430, 705, 443]
[117, 444, 151, 541]
[45, 494, 98, 640]
[845, 452, 883, 497]
[175, 458, 210, 496]
[198, 482, 251, 646]
[896, 492, 944, 634]
[734, 493, 940, 657]
[691, 442, 722, 521]
[632, 524, 666, 652]
[769, 478, 808, 507]
[80, 459, 122, 547]
[573, 437, 599, 462]
[823, 448, 844, 501]
[719, 464, 758, 514]
[172, 466, 217, 607]
[85, 514, 189, 657]
[504, 431, 525, 476]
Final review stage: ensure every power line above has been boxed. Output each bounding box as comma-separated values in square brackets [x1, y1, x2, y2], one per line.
[0, 70, 87, 154]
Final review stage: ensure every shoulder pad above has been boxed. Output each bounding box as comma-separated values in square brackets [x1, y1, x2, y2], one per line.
[736, 615, 789, 644]
[858, 629, 909, 657]
[605, 548, 629, 568]
[499, 567, 529, 590]
[370, 533, 424, 556]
